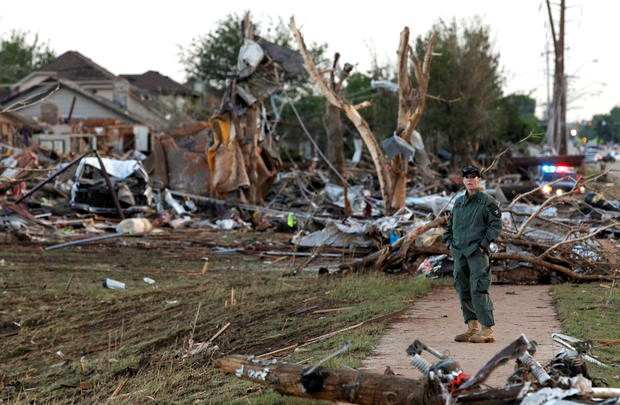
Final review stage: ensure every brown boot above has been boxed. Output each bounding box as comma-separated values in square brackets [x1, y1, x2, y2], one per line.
[454, 320, 480, 342]
[469, 325, 495, 343]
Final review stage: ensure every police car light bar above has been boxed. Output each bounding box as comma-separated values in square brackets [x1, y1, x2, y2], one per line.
[541, 164, 570, 173]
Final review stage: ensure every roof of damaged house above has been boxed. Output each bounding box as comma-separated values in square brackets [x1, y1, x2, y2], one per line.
[255, 38, 306, 77]
[0, 78, 144, 124]
[3, 50, 117, 101]
[120, 71, 195, 96]
[36, 50, 117, 82]
[3, 77, 170, 129]
[1, 51, 175, 129]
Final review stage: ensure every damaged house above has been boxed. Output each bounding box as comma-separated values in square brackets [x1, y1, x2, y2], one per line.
[119, 70, 200, 123]
[0, 51, 195, 154]
[145, 17, 305, 202]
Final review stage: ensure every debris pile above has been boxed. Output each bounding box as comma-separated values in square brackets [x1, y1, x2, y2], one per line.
[0, 12, 616, 282]
[0, 139, 618, 283]
[217, 333, 619, 404]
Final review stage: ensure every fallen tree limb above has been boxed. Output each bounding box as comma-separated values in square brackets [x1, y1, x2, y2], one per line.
[340, 241, 614, 281]
[339, 216, 446, 272]
[392, 216, 446, 263]
[515, 192, 575, 238]
[491, 252, 613, 282]
[538, 222, 619, 259]
[216, 354, 443, 404]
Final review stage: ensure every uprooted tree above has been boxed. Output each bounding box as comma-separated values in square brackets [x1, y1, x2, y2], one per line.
[290, 17, 438, 214]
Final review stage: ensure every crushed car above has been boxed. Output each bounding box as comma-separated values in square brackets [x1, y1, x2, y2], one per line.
[70, 157, 153, 214]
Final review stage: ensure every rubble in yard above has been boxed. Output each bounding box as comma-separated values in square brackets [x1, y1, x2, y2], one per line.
[0, 134, 618, 282]
[70, 156, 152, 214]
[0, 13, 616, 284]
[218, 332, 620, 404]
[1, 11, 619, 405]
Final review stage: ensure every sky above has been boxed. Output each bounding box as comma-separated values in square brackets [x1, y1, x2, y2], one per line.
[1, 0, 617, 122]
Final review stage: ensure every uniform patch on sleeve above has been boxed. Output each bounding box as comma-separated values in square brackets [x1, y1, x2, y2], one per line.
[491, 205, 501, 217]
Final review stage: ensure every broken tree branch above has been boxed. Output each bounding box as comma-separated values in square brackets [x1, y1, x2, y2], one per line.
[402, 32, 438, 142]
[491, 252, 613, 282]
[515, 192, 573, 238]
[291, 16, 391, 209]
[339, 216, 447, 272]
[538, 222, 619, 260]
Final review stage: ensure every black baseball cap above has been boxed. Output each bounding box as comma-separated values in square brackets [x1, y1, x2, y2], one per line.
[462, 166, 481, 177]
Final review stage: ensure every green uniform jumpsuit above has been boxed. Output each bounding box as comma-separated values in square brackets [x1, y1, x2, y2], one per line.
[443, 190, 502, 327]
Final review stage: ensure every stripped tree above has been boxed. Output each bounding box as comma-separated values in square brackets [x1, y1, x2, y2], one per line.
[290, 17, 437, 214]
[322, 52, 352, 182]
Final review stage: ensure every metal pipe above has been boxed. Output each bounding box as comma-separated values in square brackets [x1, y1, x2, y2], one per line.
[303, 340, 351, 376]
[94, 151, 125, 219]
[67, 96, 77, 122]
[45, 232, 123, 251]
[16, 151, 91, 204]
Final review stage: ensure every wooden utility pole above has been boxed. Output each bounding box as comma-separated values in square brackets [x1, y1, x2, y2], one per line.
[546, 0, 566, 155]
[217, 354, 444, 404]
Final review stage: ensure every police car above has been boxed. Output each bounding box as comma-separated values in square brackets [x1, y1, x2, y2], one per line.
[537, 164, 585, 196]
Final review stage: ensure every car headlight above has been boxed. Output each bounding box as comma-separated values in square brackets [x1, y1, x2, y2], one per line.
[542, 185, 552, 194]
[579, 186, 586, 194]
[555, 189, 564, 196]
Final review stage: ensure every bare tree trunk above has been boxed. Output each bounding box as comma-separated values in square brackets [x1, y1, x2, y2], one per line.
[546, 0, 566, 154]
[322, 53, 348, 182]
[389, 29, 437, 211]
[322, 104, 345, 181]
[290, 17, 436, 214]
[291, 17, 392, 206]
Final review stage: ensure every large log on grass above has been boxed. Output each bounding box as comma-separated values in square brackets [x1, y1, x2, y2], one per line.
[216, 354, 444, 404]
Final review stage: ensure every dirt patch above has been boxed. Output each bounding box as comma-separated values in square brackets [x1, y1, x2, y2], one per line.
[360, 284, 562, 387]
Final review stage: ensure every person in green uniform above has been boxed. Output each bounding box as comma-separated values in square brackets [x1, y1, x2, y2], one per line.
[443, 166, 502, 343]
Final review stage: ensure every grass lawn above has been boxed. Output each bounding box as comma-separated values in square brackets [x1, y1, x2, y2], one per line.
[2, 229, 617, 403]
[552, 282, 620, 388]
[0, 235, 437, 404]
